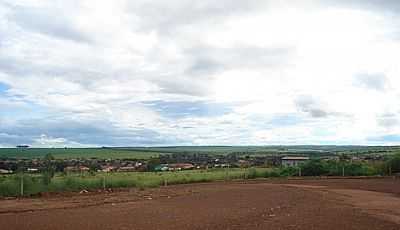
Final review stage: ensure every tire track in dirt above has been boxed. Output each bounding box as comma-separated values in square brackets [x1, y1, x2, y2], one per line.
[281, 183, 400, 225]
[329, 189, 400, 225]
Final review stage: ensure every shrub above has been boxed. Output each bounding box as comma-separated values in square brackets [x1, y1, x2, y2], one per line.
[267, 170, 281, 178]
[300, 160, 328, 176]
[247, 168, 257, 179]
[279, 167, 299, 177]
[387, 153, 400, 174]
[42, 153, 56, 185]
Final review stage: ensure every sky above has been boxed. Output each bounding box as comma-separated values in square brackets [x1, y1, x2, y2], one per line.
[1, 0, 400, 147]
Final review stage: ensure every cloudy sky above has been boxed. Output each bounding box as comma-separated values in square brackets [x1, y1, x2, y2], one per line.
[1, 0, 400, 147]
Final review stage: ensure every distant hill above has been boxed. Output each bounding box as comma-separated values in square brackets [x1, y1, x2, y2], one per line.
[0, 145, 399, 159]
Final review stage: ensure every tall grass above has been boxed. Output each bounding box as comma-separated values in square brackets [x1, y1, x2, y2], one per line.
[0, 168, 273, 197]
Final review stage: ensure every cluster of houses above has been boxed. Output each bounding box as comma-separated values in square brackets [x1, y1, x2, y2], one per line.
[98, 161, 145, 173]
[0, 152, 389, 175]
[155, 163, 196, 171]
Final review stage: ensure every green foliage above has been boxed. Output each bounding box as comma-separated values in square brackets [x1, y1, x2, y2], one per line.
[265, 169, 281, 177]
[274, 161, 372, 178]
[338, 153, 351, 162]
[42, 153, 56, 185]
[146, 158, 161, 171]
[343, 163, 373, 176]
[387, 153, 400, 174]
[0, 159, 387, 198]
[279, 166, 299, 177]
[0, 168, 273, 197]
[247, 168, 257, 179]
[300, 160, 328, 176]
[0, 175, 20, 197]
[298, 160, 379, 177]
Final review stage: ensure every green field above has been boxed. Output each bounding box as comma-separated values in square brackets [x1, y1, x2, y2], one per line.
[0, 146, 289, 159]
[1, 145, 399, 159]
[0, 148, 161, 159]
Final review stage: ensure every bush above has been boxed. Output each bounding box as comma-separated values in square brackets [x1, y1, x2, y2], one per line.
[42, 153, 56, 185]
[387, 153, 400, 174]
[247, 168, 257, 179]
[279, 167, 299, 177]
[267, 170, 281, 178]
[344, 163, 368, 176]
[300, 160, 328, 176]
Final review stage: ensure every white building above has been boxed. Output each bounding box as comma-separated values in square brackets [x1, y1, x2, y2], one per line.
[281, 156, 310, 167]
[0, 169, 12, 174]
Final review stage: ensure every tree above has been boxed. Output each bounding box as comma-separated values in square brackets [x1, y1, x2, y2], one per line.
[88, 161, 100, 176]
[387, 153, 400, 174]
[147, 158, 161, 171]
[42, 153, 56, 185]
[300, 159, 328, 176]
[339, 153, 350, 162]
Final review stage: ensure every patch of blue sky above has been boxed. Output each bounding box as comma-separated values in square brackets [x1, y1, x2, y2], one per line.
[142, 100, 233, 119]
[268, 114, 303, 127]
[250, 114, 303, 129]
[0, 99, 49, 120]
[368, 134, 400, 143]
[0, 82, 49, 119]
[312, 127, 335, 137]
[0, 82, 10, 94]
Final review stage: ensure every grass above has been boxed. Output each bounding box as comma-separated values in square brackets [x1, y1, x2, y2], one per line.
[0, 148, 160, 159]
[2, 146, 399, 159]
[0, 146, 285, 159]
[0, 161, 390, 197]
[0, 168, 274, 197]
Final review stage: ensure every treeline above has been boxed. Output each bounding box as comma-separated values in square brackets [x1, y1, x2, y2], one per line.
[276, 154, 400, 177]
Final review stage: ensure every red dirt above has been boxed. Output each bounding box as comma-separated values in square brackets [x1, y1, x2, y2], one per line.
[1, 179, 400, 230]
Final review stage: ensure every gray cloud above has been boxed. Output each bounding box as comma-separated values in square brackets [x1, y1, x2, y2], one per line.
[0, 117, 182, 147]
[322, 1, 400, 40]
[0, 133, 24, 146]
[154, 76, 212, 97]
[325, 0, 400, 15]
[184, 45, 293, 76]
[152, 45, 292, 97]
[377, 113, 399, 128]
[295, 95, 329, 118]
[126, 0, 269, 34]
[353, 73, 388, 91]
[6, 3, 89, 43]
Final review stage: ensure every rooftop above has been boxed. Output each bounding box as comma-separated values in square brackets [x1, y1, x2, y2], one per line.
[281, 156, 310, 160]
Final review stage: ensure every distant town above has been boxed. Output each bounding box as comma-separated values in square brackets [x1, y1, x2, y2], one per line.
[0, 147, 390, 174]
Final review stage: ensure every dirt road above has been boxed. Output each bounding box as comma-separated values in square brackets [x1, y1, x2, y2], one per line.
[1, 179, 400, 230]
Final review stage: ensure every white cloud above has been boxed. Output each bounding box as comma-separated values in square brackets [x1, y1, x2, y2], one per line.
[33, 134, 91, 148]
[1, 1, 400, 146]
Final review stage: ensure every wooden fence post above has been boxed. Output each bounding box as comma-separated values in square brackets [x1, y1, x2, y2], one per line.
[103, 175, 106, 190]
[20, 173, 24, 196]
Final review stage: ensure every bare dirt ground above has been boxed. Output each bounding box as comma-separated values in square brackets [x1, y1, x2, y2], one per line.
[1, 178, 400, 230]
